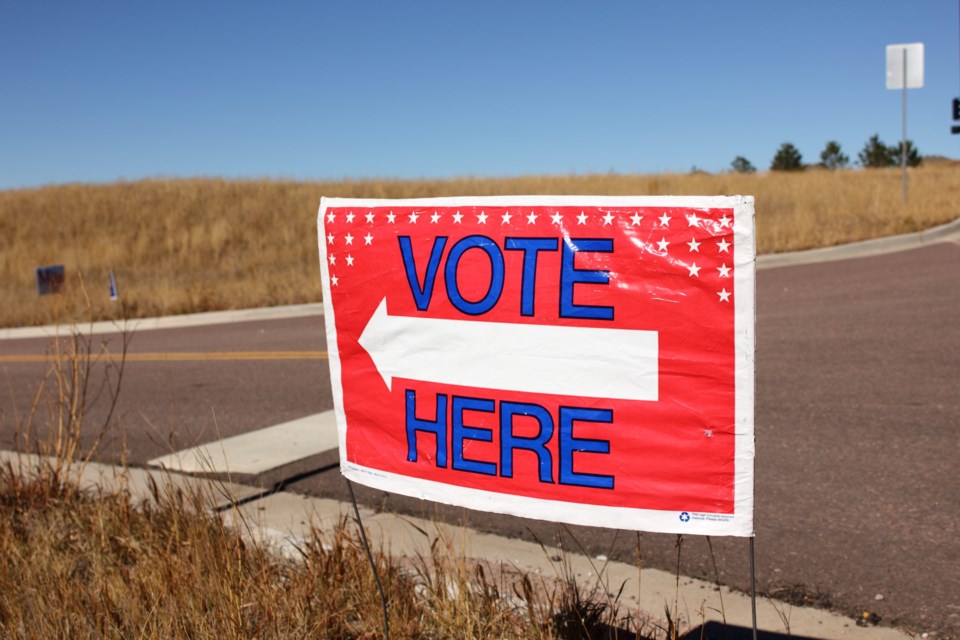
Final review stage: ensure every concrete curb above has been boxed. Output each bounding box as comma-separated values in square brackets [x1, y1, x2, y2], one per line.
[0, 451, 916, 639]
[757, 216, 960, 269]
[0, 302, 324, 340]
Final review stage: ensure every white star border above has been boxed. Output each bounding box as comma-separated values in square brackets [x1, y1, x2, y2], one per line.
[320, 205, 740, 304]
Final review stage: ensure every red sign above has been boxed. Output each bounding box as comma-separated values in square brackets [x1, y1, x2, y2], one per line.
[318, 196, 755, 536]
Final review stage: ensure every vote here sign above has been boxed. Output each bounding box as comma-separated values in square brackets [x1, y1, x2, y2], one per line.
[317, 196, 755, 537]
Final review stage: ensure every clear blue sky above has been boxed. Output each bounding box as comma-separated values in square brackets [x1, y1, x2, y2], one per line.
[2, 0, 958, 190]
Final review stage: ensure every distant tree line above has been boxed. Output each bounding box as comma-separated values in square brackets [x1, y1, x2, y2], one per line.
[730, 135, 922, 173]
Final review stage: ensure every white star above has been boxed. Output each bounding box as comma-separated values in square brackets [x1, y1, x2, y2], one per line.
[328, 255, 336, 265]
[551, 212, 563, 225]
[577, 211, 588, 225]
[687, 263, 701, 277]
[453, 211, 463, 224]
[477, 211, 488, 224]
[345, 254, 354, 266]
[656, 238, 670, 252]
[717, 288, 731, 302]
[687, 238, 701, 252]
[717, 238, 731, 253]
[346, 211, 356, 223]
[719, 214, 731, 228]
[331, 275, 339, 286]
[326, 212, 335, 223]
[408, 211, 420, 224]
[365, 211, 375, 224]
[658, 213, 672, 227]
[430, 212, 441, 223]
[527, 211, 538, 224]
[344, 233, 354, 245]
[717, 264, 731, 278]
[602, 212, 614, 226]
[327, 233, 334, 245]
[387, 211, 396, 223]
[501, 211, 513, 224]
[686, 212, 701, 227]
[630, 213, 643, 226]
[363, 233, 373, 245]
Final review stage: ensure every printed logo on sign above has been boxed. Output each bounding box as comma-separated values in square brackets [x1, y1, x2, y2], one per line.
[319, 197, 754, 536]
[679, 512, 691, 523]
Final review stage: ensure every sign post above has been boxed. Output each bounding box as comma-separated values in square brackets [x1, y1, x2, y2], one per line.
[886, 42, 924, 205]
[35, 264, 65, 295]
[318, 196, 755, 537]
[952, 97, 960, 135]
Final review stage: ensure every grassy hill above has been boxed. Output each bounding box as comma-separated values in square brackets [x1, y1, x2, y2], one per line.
[1, 166, 957, 328]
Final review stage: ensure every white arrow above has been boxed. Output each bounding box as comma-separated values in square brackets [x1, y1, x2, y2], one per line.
[358, 298, 658, 401]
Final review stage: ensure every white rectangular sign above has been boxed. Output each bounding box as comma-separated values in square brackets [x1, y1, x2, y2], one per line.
[318, 195, 756, 536]
[886, 43, 924, 89]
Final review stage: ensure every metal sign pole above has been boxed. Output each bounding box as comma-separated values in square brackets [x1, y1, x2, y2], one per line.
[750, 536, 758, 640]
[902, 47, 908, 206]
[888, 43, 923, 201]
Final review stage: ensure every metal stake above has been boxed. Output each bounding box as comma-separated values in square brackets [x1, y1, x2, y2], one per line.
[750, 536, 758, 640]
[346, 478, 390, 640]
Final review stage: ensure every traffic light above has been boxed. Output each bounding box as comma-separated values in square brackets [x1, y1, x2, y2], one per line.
[953, 98, 960, 134]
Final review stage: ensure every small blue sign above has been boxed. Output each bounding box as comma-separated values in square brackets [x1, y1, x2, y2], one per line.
[109, 269, 119, 301]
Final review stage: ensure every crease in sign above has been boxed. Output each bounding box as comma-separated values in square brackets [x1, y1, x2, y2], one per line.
[359, 297, 659, 401]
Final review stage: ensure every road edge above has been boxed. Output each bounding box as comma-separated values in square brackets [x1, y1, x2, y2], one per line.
[0, 302, 324, 340]
[757, 216, 960, 269]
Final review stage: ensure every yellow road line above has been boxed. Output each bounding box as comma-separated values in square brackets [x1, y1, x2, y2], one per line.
[0, 351, 328, 363]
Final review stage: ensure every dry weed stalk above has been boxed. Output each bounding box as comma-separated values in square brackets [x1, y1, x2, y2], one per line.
[525, 525, 665, 639]
[9, 277, 130, 494]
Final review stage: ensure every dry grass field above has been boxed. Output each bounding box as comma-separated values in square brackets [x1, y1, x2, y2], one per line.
[1, 164, 958, 328]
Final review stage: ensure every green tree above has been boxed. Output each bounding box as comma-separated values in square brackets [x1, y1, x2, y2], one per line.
[858, 134, 894, 168]
[730, 156, 756, 174]
[770, 143, 804, 171]
[890, 140, 922, 167]
[819, 141, 849, 169]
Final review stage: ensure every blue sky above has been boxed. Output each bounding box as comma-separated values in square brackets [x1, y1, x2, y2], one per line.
[2, 0, 958, 190]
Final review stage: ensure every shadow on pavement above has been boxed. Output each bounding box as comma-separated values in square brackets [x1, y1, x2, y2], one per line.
[682, 621, 824, 640]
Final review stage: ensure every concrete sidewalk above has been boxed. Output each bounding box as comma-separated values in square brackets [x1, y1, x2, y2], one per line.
[0, 451, 916, 639]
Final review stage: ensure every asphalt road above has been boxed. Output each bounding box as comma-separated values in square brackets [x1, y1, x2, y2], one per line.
[1, 239, 958, 637]
[0, 317, 330, 463]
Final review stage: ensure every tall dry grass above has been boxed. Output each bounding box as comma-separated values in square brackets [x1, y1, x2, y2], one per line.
[1, 164, 957, 328]
[0, 472, 669, 639]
